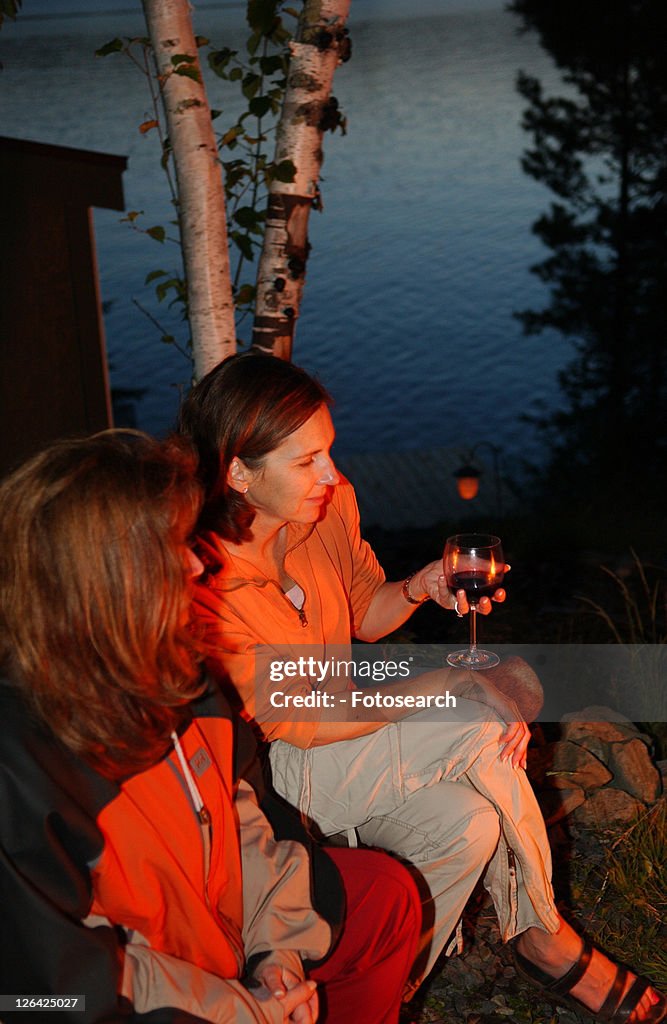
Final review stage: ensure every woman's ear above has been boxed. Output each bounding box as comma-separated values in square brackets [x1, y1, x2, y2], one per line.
[227, 458, 251, 494]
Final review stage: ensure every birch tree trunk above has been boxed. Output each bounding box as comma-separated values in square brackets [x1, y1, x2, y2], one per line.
[142, 0, 236, 378]
[251, 0, 351, 359]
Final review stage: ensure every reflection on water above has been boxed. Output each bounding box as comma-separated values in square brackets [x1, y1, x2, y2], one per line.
[0, 3, 572, 466]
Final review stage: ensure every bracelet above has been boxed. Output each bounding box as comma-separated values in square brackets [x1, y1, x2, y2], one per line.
[401, 572, 428, 605]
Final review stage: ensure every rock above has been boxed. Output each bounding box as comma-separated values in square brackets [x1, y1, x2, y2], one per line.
[607, 739, 662, 803]
[561, 707, 652, 753]
[553, 740, 612, 791]
[528, 740, 612, 792]
[570, 787, 645, 828]
[537, 786, 587, 827]
[559, 707, 661, 804]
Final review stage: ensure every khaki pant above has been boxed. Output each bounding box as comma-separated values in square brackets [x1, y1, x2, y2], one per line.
[270, 699, 560, 989]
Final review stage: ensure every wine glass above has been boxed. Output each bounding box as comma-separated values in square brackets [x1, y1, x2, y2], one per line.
[443, 533, 505, 670]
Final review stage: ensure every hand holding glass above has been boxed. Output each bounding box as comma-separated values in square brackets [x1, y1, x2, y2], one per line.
[443, 533, 505, 670]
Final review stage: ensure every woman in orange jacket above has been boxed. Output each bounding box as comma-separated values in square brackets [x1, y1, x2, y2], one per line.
[180, 351, 666, 1024]
[0, 429, 420, 1024]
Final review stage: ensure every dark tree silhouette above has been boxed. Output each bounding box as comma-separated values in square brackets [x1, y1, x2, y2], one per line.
[509, 0, 667, 508]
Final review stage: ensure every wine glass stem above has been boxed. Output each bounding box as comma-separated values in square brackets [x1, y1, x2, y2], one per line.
[469, 606, 478, 654]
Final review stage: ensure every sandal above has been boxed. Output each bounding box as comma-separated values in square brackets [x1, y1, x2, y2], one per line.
[513, 937, 667, 1024]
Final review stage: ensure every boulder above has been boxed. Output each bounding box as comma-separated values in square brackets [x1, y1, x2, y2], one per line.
[570, 787, 645, 828]
[528, 740, 612, 792]
[561, 706, 651, 753]
[607, 739, 662, 803]
[537, 786, 586, 827]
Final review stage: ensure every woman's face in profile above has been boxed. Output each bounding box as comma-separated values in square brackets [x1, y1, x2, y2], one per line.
[243, 405, 340, 528]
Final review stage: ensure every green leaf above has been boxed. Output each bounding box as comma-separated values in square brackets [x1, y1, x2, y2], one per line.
[231, 232, 255, 261]
[247, 30, 266, 56]
[219, 124, 244, 149]
[270, 158, 296, 183]
[241, 72, 261, 100]
[171, 53, 196, 65]
[145, 269, 168, 284]
[235, 283, 257, 305]
[259, 54, 284, 76]
[160, 334, 176, 345]
[195, 35, 209, 47]
[234, 206, 260, 229]
[146, 226, 166, 243]
[229, 66, 243, 81]
[95, 37, 124, 57]
[174, 65, 201, 82]
[246, 0, 280, 36]
[208, 47, 235, 76]
[271, 23, 291, 45]
[249, 94, 271, 118]
[223, 160, 250, 188]
[155, 277, 184, 302]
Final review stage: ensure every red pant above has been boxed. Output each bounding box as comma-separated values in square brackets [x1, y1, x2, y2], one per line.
[310, 847, 421, 1023]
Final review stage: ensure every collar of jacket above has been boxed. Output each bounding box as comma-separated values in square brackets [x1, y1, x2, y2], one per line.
[195, 517, 317, 593]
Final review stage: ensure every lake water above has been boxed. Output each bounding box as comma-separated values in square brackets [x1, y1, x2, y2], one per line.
[0, 1, 572, 470]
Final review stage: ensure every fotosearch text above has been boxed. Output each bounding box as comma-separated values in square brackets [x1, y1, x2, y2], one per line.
[269, 690, 457, 709]
[253, 645, 667, 725]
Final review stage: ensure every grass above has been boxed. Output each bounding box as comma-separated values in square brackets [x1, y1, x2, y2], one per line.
[569, 801, 667, 992]
[399, 797, 667, 1024]
[574, 550, 666, 646]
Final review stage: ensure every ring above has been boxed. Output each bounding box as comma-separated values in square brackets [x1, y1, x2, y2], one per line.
[454, 600, 464, 618]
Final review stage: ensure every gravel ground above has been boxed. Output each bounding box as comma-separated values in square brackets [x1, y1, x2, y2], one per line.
[399, 896, 583, 1024]
[398, 799, 667, 1024]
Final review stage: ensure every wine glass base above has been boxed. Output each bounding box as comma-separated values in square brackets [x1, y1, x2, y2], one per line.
[446, 648, 500, 671]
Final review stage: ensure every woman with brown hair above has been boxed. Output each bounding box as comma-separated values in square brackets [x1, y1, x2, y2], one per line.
[0, 430, 421, 1024]
[180, 351, 666, 1023]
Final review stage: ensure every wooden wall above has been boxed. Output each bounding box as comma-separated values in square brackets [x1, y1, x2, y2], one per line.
[0, 136, 126, 477]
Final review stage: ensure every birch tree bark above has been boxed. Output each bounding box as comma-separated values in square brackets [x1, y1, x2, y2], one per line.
[142, 0, 236, 378]
[251, 0, 351, 358]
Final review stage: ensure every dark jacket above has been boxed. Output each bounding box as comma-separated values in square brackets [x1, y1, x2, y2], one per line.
[0, 678, 343, 1023]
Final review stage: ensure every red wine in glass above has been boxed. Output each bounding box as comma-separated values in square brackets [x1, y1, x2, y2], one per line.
[443, 534, 504, 669]
[448, 570, 499, 603]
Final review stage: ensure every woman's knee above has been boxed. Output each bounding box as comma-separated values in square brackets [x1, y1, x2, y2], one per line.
[465, 802, 501, 863]
[429, 781, 501, 862]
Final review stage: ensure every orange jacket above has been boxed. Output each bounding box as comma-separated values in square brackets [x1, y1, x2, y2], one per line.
[194, 480, 386, 748]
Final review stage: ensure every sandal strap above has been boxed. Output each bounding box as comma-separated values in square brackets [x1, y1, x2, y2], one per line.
[606, 976, 653, 1024]
[548, 938, 595, 998]
[597, 966, 630, 1021]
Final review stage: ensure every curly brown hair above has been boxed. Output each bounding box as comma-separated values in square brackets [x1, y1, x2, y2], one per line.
[0, 430, 206, 779]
